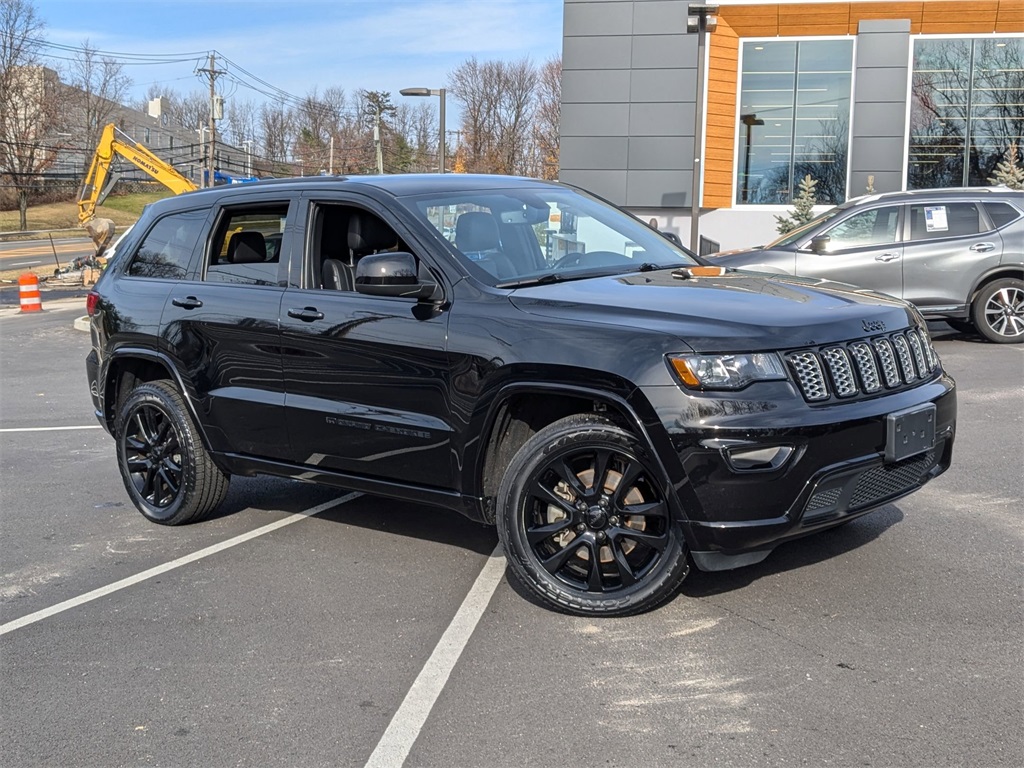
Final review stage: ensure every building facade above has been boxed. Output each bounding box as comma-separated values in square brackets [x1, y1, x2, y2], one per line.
[560, 0, 1024, 249]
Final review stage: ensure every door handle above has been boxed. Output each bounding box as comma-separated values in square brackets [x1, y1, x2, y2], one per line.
[874, 252, 900, 263]
[969, 242, 996, 253]
[171, 296, 203, 309]
[287, 306, 324, 322]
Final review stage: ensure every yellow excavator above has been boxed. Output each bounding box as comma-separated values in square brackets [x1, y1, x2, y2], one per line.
[78, 122, 197, 256]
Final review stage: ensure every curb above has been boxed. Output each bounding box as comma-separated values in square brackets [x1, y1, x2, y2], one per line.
[74, 315, 90, 332]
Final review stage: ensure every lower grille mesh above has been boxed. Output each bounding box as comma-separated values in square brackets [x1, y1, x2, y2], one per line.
[849, 450, 936, 510]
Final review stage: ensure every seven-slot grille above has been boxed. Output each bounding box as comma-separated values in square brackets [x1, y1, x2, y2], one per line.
[785, 328, 939, 403]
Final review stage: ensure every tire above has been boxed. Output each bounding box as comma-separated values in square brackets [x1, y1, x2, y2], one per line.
[971, 278, 1024, 344]
[944, 319, 975, 336]
[115, 380, 230, 525]
[495, 414, 690, 616]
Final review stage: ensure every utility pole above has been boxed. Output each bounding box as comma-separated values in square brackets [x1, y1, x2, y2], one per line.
[197, 53, 225, 188]
[373, 106, 383, 174]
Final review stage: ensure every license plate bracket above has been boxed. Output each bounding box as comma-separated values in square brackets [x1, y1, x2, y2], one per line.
[885, 404, 936, 463]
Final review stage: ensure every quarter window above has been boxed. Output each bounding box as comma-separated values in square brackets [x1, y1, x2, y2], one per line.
[126, 209, 206, 279]
[984, 201, 1021, 229]
[736, 39, 854, 206]
[206, 205, 288, 286]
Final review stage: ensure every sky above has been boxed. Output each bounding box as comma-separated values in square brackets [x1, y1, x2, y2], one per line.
[34, 0, 564, 115]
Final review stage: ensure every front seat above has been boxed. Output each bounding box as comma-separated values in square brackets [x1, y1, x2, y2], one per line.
[348, 210, 398, 256]
[321, 258, 353, 291]
[454, 212, 515, 279]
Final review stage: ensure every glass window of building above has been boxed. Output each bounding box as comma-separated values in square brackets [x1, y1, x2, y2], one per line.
[736, 39, 854, 206]
[908, 37, 1024, 189]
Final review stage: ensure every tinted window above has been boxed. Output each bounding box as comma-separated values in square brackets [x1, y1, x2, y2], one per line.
[908, 203, 982, 241]
[126, 210, 206, 279]
[205, 204, 288, 286]
[821, 206, 900, 251]
[984, 202, 1022, 229]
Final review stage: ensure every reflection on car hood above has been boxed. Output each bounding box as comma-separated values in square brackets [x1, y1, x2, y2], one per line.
[508, 269, 915, 352]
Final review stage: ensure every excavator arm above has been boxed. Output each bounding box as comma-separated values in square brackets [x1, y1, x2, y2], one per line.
[78, 123, 197, 254]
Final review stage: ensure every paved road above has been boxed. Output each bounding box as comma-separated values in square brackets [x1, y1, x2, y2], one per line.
[0, 236, 93, 270]
[1, 306, 1021, 767]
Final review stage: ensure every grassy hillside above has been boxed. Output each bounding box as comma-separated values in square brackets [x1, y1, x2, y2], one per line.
[0, 191, 175, 235]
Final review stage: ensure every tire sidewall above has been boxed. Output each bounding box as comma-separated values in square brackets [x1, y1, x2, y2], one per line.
[972, 278, 1024, 344]
[496, 417, 689, 616]
[115, 382, 199, 524]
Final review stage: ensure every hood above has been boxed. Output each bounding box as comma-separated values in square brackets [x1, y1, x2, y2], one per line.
[509, 269, 917, 353]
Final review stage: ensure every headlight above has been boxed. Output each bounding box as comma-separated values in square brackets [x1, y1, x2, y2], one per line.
[668, 352, 787, 390]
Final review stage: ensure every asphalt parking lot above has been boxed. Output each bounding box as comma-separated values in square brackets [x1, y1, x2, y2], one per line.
[1, 298, 1021, 768]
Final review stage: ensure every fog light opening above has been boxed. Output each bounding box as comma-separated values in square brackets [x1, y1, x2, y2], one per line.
[726, 445, 794, 472]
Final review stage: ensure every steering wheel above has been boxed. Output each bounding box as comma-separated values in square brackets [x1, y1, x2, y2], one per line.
[553, 250, 632, 270]
[553, 252, 586, 270]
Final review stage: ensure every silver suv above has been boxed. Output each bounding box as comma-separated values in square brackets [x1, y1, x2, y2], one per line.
[709, 188, 1024, 343]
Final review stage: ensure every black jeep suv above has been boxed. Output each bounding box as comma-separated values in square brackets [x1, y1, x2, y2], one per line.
[86, 174, 956, 616]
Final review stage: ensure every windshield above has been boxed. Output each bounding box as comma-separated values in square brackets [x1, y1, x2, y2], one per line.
[398, 185, 699, 286]
[764, 206, 842, 248]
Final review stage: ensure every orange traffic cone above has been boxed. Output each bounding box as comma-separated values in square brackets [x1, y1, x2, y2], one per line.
[18, 273, 42, 313]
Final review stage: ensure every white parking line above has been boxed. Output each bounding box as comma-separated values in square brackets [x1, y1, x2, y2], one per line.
[364, 545, 506, 768]
[0, 492, 360, 637]
[0, 425, 103, 433]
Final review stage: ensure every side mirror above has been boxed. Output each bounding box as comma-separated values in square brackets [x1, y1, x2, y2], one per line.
[809, 235, 831, 253]
[355, 251, 440, 300]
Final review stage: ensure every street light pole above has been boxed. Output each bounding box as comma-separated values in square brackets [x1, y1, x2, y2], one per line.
[686, 4, 718, 253]
[400, 87, 446, 174]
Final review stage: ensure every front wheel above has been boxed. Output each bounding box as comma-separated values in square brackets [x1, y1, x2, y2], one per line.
[115, 380, 230, 525]
[971, 278, 1024, 343]
[496, 414, 689, 616]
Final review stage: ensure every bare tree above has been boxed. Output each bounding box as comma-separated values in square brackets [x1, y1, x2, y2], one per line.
[259, 98, 295, 172]
[534, 56, 561, 180]
[0, 0, 61, 228]
[63, 39, 131, 175]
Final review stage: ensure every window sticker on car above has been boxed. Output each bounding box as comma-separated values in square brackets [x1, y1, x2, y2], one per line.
[925, 206, 949, 232]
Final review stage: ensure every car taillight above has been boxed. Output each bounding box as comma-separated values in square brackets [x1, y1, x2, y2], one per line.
[86, 291, 100, 316]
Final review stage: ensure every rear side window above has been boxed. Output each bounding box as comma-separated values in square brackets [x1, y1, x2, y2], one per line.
[205, 204, 288, 286]
[984, 202, 1022, 229]
[908, 203, 982, 240]
[126, 210, 206, 279]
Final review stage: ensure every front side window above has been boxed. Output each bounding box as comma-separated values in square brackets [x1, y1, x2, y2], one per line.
[908, 37, 1024, 189]
[736, 39, 854, 206]
[820, 206, 901, 251]
[126, 209, 206, 279]
[205, 204, 288, 286]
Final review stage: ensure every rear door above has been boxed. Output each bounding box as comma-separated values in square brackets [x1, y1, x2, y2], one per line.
[159, 194, 296, 459]
[901, 200, 1003, 310]
[794, 204, 903, 297]
[278, 194, 454, 489]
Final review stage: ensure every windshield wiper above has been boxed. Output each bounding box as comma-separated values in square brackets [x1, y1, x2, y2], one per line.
[496, 273, 566, 289]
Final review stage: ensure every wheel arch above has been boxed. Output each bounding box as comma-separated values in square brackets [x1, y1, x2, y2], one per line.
[471, 381, 678, 526]
[102, 348, 205, 441]
[967, 265, 1024, 306]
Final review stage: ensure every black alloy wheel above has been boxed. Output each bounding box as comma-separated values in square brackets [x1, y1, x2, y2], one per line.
[497, 414, 689, 616]
[116, 380, 229, 525]
[972, 278, 1024, 343]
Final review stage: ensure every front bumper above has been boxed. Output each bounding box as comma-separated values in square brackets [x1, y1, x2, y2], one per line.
[645, 374, 956, 570]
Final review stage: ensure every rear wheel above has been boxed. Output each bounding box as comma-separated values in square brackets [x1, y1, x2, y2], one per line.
[496, 414, 689, 616]
[115, 380, 229, 525]
[971, 278, 1024, 343]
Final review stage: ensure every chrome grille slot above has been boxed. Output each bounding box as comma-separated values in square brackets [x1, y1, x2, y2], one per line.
[873, 338, 901, 388]
[907, 330, 928, 377]
[892, 333, 917, 383]
[821, 347, 857, 397]
[849, 342, 881, 393]
[786, 351, 829, 402]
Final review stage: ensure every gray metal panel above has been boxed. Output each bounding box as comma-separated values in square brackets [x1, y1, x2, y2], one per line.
[560, 137, 630, 169]
[853, 102, 907, 138]
[630, 68, 697, 103]
[628, 137, 690, 170]
[559, 170, 628, 202]
[631, 34, 695, 69]
[562, 103, 631, 136]
[633, 0, 688, 34]
[564, 2, 634, 36]
[857, 19, 912, 35]
[626, 169, 692, 207]
[629, 102, 695, 136]
[854, 30, 912, 69]
[854, 67, 909, 104]
[851, 137, 906, 170]
[562, 69, 632, 103]
[563, 36, 633, 70]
